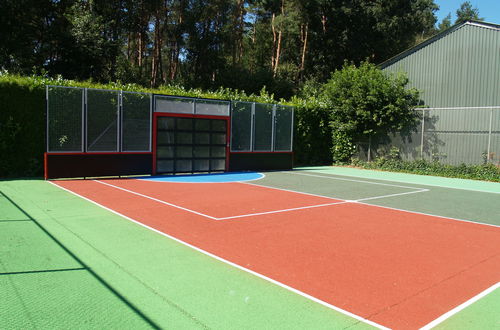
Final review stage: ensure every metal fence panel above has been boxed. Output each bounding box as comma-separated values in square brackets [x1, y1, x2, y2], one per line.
[122, 92, 151, 151]
[195, 99, 230, 116]
[422, 108, 496, 164]
[155, 95, 194, 114]
[47, 86, 84, 152]
[230, 101, 253, 151]
[274, 105, 293, 151]
[490, 133, 500, 165]
[423, 131, 490, 164]
[253, 103, 274, 151]
[358, 107, 500, 165]
[86, 89, 120, 152]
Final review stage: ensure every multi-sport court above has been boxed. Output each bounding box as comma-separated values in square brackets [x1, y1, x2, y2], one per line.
[1, 166, 499, 329]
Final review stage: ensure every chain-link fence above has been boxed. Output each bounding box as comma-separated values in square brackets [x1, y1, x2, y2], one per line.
[353, 107, 500, 165]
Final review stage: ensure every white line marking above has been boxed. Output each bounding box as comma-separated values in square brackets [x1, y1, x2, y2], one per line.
[97, 179, 350, 221]
[218, 201, 349, 220]
[241, 181, 344, 202]
[289, 171, 424, 190]
[420, 282, 500, 329]
[98, 177, 500, 228]
[357, 202, 500, 229]
[356, 189, 429, 202]
[293, 170, 500, 194]
[49, 181, 389, 330]
[256, 172, 500, 229]
[93, 180, 218, 220]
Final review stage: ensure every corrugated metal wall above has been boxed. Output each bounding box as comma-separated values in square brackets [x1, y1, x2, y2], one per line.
[354, 107, 500, 165]
[377, 23, 500, 165]
[383, 23, 500, 107]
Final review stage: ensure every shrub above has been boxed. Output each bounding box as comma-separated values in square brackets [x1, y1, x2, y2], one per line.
[350, 159, 500, 182]
[320, 61, 421, 162]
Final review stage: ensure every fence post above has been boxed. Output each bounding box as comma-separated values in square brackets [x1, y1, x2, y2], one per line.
[420, 109, 425, 159]
[367, 136, 371, 162]
[487, 108, 493, 162]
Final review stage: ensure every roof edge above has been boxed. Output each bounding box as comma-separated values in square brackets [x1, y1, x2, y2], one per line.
[379, 20, 500, 69]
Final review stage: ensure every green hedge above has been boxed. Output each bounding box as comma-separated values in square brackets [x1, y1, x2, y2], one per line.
[0, 74, 329, 177]
[292, 97, 332, 166]
[0, 76, 46, 177]
[350, 158, 500, 182]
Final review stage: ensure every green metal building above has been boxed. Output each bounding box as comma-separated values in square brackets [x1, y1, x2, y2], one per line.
[379, 21, 500, 165]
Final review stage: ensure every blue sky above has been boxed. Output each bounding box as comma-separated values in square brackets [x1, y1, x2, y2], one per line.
[434, 0, 500, 25]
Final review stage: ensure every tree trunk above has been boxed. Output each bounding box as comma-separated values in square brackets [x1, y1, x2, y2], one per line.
[271, 13, 276, 71]
[273, 29, 282, 77]
[299, 23, 308, 80]
[138, 32, 143, 68]
[232, 0, 244, 65]
[151, 12, 164, 87]
[272, 0, 285, 78]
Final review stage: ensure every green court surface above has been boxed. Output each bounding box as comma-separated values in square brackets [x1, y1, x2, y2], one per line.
[0, 180, 372, 329]
[1, 166, 499, 329]
[433, 286, 500, 330]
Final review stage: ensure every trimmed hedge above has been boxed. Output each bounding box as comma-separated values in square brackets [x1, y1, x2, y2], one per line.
[0, 74, 330, 177]
[350, 158, 500, 182]
[0, 76, 46, 177]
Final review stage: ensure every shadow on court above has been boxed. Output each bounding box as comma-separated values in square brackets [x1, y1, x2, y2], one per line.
[0, 191, 159, 329]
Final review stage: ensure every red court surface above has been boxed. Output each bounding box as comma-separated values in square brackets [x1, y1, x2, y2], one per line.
[71, 179, 343, 219]
[55, 179, 500, 329]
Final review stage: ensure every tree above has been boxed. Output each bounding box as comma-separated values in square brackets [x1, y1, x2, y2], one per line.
[455, 1, 483, 24]
[0, 0, 70, 74]
[438, 13, 452, 32]
[304, 0, 438, 82]
[320, 61, 420, 162]
[0, 0, 441, 99]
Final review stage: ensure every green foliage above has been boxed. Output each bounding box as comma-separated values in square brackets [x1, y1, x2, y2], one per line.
[0, 75, 46, 177]
[291, 97, 332, 166]
[320, 61, 421, 162]
[350, 159, 500, 182]
[455, 1, 483, 24]
[438, 13, 452, 32]
[0, 0, 440, 99]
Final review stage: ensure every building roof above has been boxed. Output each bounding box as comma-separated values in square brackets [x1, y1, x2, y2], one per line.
[379, 20, 500, 69]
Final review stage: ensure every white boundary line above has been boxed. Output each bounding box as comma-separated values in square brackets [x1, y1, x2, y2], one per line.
[289, 171, 425, 190]
[97, 178, 499, 228]
[356, 189, 429, 202]
[241, 181, 346, 202]
[291, 170, 500, 195]
[255, 172, 500, 229]
[49, 181, 390, 330]
[94, 180, 218, 220]
[217, 201, 349, 220]
[96, 179, 350, 221]
[357, 201, 500, 229]
[420, 282, 500, 329]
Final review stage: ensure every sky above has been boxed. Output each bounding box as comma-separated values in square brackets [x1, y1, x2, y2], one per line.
[434, 0, 500, 25]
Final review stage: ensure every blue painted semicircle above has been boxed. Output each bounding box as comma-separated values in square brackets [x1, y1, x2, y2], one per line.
[139, 172, 264, 183]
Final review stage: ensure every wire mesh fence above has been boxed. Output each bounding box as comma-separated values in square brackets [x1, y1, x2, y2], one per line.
[46, 86, 84, 152]
[353, 107, 500, 165]
[122, 92, 152, 152]
[47, 86, 152, 153]
[230, 102, 294, 152]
